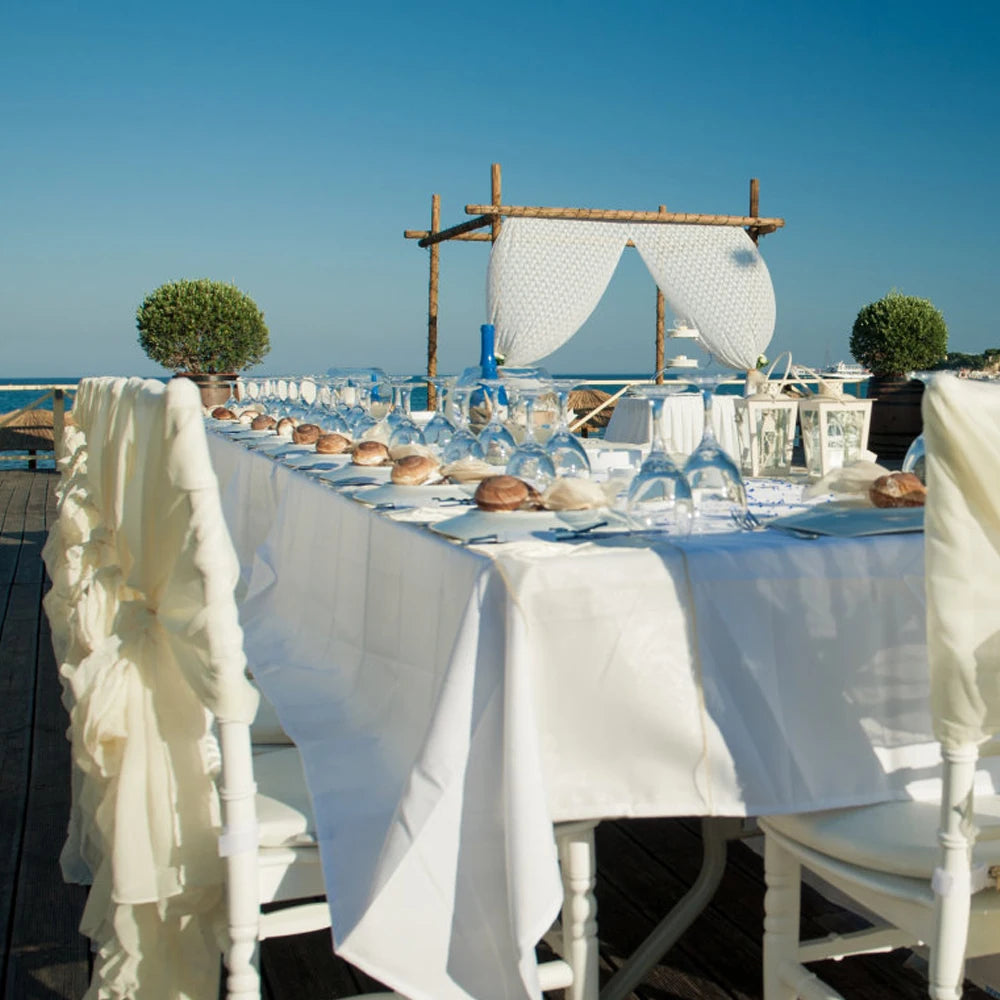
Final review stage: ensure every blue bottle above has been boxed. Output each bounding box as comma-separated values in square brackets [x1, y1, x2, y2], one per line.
[474, 324, 507, 405]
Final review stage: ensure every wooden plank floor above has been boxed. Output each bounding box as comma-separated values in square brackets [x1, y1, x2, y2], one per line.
[0, 465, 989, 1000]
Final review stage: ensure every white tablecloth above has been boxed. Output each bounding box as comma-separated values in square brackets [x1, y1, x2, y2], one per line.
[604, 393, 740, 461]
[207, 434, 967, 1000]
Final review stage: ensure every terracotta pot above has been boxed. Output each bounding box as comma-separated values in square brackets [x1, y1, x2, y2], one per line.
[866, 376, 924, 461]
[173, 373, 238, 409]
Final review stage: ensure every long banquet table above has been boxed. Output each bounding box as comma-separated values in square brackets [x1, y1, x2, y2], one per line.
[207, 432, 961, 1000]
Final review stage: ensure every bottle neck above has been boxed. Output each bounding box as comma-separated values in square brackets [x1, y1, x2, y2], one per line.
[479, 324, 498, 380]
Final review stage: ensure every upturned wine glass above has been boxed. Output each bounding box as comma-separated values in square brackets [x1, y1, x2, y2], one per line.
[625, 386, 692, 534]
[421, 376, 457, 448]
[441, 386, 485, 463]
[506, 382, 557, 487]
[542, 379, 592, 477]
[476, 378, 517, 466]
[683, 375, 748, 531]
[388, 376, 426, 449]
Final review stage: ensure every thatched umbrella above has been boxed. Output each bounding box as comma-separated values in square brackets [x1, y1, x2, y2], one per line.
[569, 389, 615, 435]
[0, 408, 55, 452]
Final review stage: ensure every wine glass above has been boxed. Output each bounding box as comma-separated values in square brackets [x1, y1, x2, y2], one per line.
[506, 382, 557, 487]
[441, 386, 485, 463]
[545, 379, 592, 478]
[683, 375, 748, 531]
[900, 370, 936, 483]
[476, 378, 517, 466]
[421, 376, 457, 449]
[624, 386, 692, 534]
[388, 376, 426, 449]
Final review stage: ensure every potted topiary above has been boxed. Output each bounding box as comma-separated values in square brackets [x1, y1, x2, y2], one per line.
[849, 290, 947, 459]
[136, 278, 270, 407]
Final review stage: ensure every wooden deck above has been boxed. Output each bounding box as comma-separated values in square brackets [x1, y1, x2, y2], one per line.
[0, 465, 987, 999]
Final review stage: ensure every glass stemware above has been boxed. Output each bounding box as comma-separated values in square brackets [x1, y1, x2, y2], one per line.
[441, 386, 485, 464]
[476, 378, 517, 466]
[388, 376, 426, 449]
[624, 387, 692, 534]
[545, 379, 592, 478]
[506, 383, 557, 487]
[900, 370, 936, 483]
[421, 376, 457, 448]
[683, 375, 748, 530]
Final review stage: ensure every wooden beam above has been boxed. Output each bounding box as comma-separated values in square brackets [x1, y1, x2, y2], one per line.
[404, 229, 492, 242]
[748, 178, 762, 244]
[415, 214, 493, 247]
[491, 163, 502, 242]
[427, 195, 440, 410]
[464, 203, 784, 229]
[52, 389, 65, 458]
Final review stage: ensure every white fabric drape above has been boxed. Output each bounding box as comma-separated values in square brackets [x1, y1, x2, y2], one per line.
[923, 375, 1000, 748]
[487, 218, 630, 365]
[630, 225, 775, 371]
[43, 376, 257, 1000]
[486, 218, 776, 371]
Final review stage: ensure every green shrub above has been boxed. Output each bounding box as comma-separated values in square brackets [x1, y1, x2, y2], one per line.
[849, 291, 947, 377]
[136, 279, 270, 373]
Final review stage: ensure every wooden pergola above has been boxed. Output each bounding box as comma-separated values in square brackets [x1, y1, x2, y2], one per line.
[404, 163, 784, 403]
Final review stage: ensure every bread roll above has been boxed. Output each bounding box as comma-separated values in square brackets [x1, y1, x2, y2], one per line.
[474, 475, 533, 512]
[352, 440, 390, 466]
[869, 471, 926, 508]
[211, 406, 236, 420]
[316, 433, 351, 455]
[391, 454, 440, 485]
[251, 414, 277, 431]
[292, 423, 321, 445]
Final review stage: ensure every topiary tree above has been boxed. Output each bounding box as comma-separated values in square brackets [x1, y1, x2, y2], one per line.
[849, 290, 948, 377]
[136, 278, 270, 373]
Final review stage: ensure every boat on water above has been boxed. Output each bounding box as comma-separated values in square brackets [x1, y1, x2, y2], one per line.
[822, 361, 870, 379]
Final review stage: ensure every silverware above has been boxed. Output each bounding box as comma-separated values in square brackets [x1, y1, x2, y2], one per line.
[730, 509, 766, 531]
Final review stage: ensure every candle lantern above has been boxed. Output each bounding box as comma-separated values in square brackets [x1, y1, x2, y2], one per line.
[798, 397, 873, 477]
[733, 395, 799, 478]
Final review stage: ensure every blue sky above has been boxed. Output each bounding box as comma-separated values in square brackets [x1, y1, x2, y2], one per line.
[2, 0, 997, 377]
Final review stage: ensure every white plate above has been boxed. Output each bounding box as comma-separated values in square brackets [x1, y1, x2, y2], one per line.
[285, 451, 353, 470]
[355, 483, 473, 508]
[429, 508, 564, 542]
[766, 505, 924, 538]
[317, 464, 394, 485]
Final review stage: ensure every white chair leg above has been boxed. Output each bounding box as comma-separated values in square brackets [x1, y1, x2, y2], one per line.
[763, 834, 805, 1000]
[557, 820, 599, 1000]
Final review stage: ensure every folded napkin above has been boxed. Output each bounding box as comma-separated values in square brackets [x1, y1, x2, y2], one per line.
[540, 477, 612, 511]
[440, 458, 496, 483]
[802, 460, 891, 505]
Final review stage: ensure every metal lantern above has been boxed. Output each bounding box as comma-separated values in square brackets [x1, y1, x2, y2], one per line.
[733, 395, 799, 477]
[798, 397, 873, 478]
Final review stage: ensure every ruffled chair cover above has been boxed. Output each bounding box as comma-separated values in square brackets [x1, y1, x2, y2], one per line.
[43, 376, 258, 999]
[486, 217, 776, 371]
[923, 374, 1000, 748]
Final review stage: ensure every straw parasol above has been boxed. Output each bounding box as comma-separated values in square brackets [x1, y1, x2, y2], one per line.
[569, 388, 615, 434]
[0, 408, 57, 452]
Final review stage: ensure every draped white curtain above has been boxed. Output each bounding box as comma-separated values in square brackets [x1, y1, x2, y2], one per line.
[487, 218, 630, 365]
[486, 217, 776, 371]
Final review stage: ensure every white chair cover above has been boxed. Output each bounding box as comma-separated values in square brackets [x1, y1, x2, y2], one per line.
[487, 218, 776, 370]
[924, 374, 1000, 748]
[44, 376, 258, 1000]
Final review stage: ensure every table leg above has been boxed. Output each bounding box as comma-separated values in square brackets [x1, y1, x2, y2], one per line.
[599, 817, 745, 1000]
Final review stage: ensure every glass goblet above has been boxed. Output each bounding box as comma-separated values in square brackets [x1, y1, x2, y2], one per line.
[421, 376, 457, 449]
[545, 379, 592, 478]
[506, 384, 557, 488]
[476, 379, 517, 466]
[625, 389, 692, 534]
[683, 375, 748, 531]
[441, 386, 485, 464]
[388, 377, 426, 449]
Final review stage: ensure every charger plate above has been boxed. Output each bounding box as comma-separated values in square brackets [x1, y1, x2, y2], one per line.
[354, 483, 473, 508]
[429, 508, 566, 542]
[766, 505, 924, 538]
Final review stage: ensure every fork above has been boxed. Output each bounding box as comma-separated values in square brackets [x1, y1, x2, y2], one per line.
[730, 509, 766, 532]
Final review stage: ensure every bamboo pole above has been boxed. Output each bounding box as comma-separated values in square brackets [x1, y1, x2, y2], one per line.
[427, 194, 440, 410]
[416, 214, 493, 247]
[748, 178, 761, 245]
[464, 203, 784, 229]
[655, 204, 666, 383]
[404, 229, 492, 241]
[52, 389, 65, 458]
[491, 162, 502, 242]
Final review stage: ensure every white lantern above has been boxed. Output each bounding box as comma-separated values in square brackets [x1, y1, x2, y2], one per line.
[798, 397, 873, 478]
[733, 396, 799, 477]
